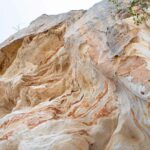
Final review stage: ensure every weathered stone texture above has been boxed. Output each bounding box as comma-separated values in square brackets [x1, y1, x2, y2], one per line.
[0, 0, 150, 150]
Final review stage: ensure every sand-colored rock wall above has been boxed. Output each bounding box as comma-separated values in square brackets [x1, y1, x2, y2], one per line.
[0, 1, 150, 150]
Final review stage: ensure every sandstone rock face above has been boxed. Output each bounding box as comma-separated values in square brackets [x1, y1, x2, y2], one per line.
[0, 0, 150, 150]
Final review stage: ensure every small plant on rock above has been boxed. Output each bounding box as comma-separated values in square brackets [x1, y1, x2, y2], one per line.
[109, 0, 150, 25]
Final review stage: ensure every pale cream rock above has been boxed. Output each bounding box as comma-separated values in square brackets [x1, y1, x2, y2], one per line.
[0, 0, 150, 150]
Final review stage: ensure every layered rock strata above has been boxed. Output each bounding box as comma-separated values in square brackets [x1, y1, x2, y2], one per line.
[0, 0, 150, 149]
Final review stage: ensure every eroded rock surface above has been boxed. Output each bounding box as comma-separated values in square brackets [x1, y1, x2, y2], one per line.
[0, 0, 150, 150]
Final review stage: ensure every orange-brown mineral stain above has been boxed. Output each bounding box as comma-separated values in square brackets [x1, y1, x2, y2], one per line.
[68, 82, 108, 119]
[0, 131, 13, 141]
[92, 106, 112, 121]
[0, 113, 26, 129]
[0, 104, 63, 131]
[27, 118, 49, 129]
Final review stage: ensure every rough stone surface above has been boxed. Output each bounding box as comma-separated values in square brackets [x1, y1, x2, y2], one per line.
[0, 0, 150, 150]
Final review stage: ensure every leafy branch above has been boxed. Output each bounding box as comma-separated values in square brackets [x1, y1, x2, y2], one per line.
[109, 0, 150, 25]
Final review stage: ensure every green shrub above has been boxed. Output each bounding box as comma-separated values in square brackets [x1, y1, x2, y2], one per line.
[109, 0, 150, 25]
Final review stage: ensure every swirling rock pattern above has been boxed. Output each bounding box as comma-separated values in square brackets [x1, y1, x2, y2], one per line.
[0, 0, 150, 150]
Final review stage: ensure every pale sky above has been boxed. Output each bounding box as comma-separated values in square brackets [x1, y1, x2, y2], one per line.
[0, 0, 101, 43]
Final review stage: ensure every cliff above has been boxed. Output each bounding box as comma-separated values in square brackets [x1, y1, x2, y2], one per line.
[0, 0, 150, 150]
